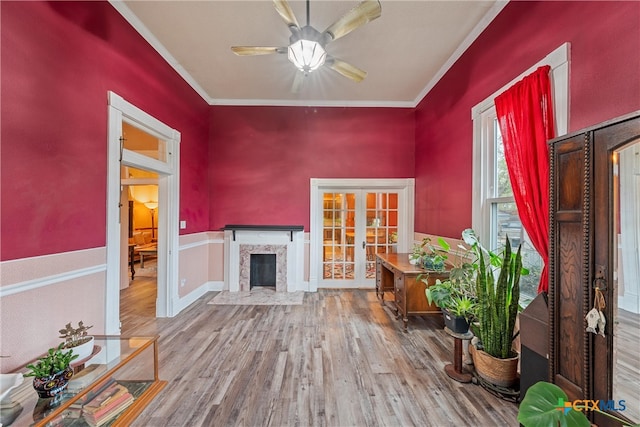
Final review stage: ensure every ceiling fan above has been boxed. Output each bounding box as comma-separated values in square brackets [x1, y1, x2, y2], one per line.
[231, 0, 382, 85]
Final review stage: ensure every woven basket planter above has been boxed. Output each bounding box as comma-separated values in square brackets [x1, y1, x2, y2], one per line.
[470, 344, 519, 388]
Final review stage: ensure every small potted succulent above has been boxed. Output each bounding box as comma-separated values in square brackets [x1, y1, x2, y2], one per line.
[59, 321, 94, 361]
[25, 343, 78, 398]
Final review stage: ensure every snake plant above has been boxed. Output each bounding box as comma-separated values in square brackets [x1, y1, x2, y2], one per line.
[466, 230, 522, 359]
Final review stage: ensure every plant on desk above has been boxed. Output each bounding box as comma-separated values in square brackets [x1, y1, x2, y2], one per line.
[25, 343, 78, 398]
[409, 237, 449, 271]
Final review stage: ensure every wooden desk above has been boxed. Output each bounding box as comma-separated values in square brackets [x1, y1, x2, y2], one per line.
[376, 253, 449, 332]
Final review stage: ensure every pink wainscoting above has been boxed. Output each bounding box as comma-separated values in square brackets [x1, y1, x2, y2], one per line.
[1, 1, 210, 261]
[207, 232, 225, 284]
[208, 106, 416, 231]
[414, 0, 640, 237]
[175, 231, 224, 294]
[0, 274, 106, 373]
[0, 249, 107, 372]
[177, 241, 209, 299]
[0, 248, 105, 287]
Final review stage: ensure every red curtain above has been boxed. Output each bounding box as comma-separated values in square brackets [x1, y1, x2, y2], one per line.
[495, 65, 555, 293]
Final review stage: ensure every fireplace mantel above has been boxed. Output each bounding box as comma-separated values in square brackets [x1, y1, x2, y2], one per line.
[223, 225, 304, 242]
[223, 225, 305, 292]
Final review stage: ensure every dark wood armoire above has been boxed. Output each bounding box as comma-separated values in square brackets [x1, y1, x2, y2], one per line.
[549, 111, 640, 426]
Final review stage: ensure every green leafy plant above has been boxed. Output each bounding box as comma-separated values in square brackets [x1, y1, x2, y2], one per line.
[59, 321, 93, 348]
[466, 229, 522, 359]
[448, 295, 476, 318]
[425, 279, 455, 309]
[518, 381, 639, 427]
[410, 237, 449, 271]
[422, 234, 478, 321]
[24, 343, 79, 378]
[426, 281, 477, 321]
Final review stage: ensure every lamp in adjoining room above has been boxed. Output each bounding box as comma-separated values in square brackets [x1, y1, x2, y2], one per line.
[143, 201, 158, 238]
[130, 185, 158, 238]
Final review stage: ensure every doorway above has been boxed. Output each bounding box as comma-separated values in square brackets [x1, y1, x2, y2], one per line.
[106, 92, 180, 334]
[121, 166, 159, 330]
[310, 179, 414, 289]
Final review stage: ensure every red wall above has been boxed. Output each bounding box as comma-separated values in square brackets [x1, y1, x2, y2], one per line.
[1, 1, 210, 261]
[414, 0, 640, 238]
[209, 106, 415, 231]
[3, 1, 639, 258]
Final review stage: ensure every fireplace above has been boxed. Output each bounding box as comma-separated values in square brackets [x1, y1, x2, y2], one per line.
[250, 254, 276, 288]
[223, 225, 304, 292]
[239, 244, 286, 291]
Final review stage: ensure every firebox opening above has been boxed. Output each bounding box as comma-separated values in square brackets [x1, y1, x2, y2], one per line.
[250, 254, 277, 288]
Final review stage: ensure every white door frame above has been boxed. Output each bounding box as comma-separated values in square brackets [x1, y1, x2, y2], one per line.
[309, 178, 415, 290]
[106, 92, 180, 334]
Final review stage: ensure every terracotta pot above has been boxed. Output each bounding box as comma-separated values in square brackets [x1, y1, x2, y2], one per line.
[470, 344, 519, 388]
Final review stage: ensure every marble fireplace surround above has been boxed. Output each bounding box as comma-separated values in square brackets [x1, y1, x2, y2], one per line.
[239, 245, 286, 291]
[223, 225, 304, 293]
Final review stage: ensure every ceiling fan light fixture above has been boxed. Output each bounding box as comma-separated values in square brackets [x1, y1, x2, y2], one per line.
[288, 39, 326, 73]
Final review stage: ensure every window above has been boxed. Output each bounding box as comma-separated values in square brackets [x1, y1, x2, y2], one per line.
[478, 107, 543, 305]
[472, 43, 569, 306]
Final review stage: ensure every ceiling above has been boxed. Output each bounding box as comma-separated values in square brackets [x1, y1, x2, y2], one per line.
[113, 0, 507, 107]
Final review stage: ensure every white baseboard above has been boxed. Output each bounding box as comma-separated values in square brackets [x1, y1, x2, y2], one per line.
[208, 281, 224, 291]
[173, 281, 223, 314]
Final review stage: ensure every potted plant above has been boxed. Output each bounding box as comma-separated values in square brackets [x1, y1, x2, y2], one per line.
[422, 236, 477, 333]
[409, 237, 448, 271]
[59, 321, 94, 361]
[465, 229, 525, 388]
[24, 343, 78, 398]
[425, 279, 476, 333]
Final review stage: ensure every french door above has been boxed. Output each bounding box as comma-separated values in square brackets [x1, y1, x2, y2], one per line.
[310, 179, 414, 289]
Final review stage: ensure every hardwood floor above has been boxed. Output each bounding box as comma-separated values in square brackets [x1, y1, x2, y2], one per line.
[120, 282, 519, 426]
[614, 308, 640, 422]
[120, 265, 158, 335]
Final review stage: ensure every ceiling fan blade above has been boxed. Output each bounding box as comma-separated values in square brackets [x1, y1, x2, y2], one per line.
[326, 57, 367, 82]
[231, 46, 286, 56]
[323, 0, 381, 42]
[273, 0, 300, 30]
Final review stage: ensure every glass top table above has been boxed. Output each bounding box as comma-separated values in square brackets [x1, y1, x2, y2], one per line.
[1, 335, 165, 427]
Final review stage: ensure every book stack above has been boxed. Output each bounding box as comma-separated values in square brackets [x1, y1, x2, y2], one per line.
[82, 382, 134, 426]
